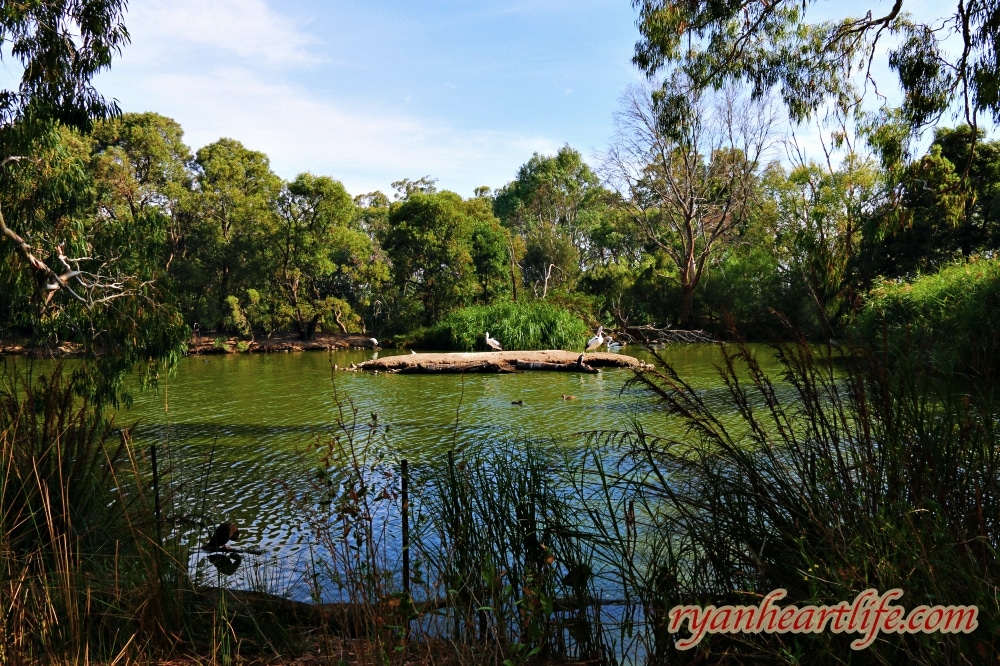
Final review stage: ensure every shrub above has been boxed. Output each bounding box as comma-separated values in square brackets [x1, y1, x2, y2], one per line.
[853, 257, 1000, 376]
[403, 301, 591, 351]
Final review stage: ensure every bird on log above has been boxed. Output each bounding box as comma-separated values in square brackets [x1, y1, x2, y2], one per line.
[485, 332, 503, 351]
[585, 326, 605, 352]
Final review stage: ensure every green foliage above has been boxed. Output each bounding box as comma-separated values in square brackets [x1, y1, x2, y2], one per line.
[178, 138, 282, 330]
[766, 154, 883, 332]
[859, 126, 1000, 282]
[405, 301, 590, 351]
[853, 257, 1000, 376]
[0, 0, 129, 134]
[699, 247, 795, 338]
[494, 146, 608, 296]
[382, 190, 509, 329]
[272, 173, 373, 339]
[631, 0, 1000, 158]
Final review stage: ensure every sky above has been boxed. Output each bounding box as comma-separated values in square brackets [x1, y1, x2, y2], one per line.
[88, 0, 644, 199]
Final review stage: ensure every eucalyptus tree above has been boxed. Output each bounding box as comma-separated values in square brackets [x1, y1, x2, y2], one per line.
[858, 126, 1000, 281]
[604, 80, 778, 327]
[382, 190, 507, 328]
[494, 146, 605, 296]
[632, 0, 1000, 165]
[90, 112, 194, 277]
[0, 0, 131, 308]
[768, 152, 884, 332]
[275, 173, 380, 338]
[180, 138, 282, 331]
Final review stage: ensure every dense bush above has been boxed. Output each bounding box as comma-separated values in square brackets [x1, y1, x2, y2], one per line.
[853, 257, 1000, 375]
[402, 301, 591, 351]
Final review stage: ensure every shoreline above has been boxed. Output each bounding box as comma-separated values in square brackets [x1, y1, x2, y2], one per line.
[0, 332, 380, 358]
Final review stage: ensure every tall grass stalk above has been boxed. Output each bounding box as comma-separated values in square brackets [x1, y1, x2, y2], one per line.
[594, 338, 1000, 663]
[0, 362, 190, 664]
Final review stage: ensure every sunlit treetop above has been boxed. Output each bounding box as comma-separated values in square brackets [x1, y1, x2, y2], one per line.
[632, 0, 1000, 156]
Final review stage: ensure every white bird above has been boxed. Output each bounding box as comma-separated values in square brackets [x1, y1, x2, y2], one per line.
[585, 326, 605, 352]
[369, 338, 379, 348]
[485, 332, 503, 351]
[410, 349, 417, 355]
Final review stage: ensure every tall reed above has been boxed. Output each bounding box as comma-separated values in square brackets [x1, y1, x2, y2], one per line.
[0, 361, 187, 664]
[594, 338, 1000, 663]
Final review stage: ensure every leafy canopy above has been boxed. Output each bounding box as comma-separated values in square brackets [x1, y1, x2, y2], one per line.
[632, 0, 1000, 154]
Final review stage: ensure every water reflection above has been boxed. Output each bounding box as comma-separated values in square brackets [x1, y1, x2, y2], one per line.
[108, 343, 784, 596]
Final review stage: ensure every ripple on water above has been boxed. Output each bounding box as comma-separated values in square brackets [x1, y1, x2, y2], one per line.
[118, 344, 786, 596]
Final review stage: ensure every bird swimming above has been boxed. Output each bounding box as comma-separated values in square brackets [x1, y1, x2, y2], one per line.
[205, 522, 240, 552]
[585, 326, 605, 352]
[485, 332, 503, 351]
[562, 394, 576, 400]
[511, 400, 523, 405]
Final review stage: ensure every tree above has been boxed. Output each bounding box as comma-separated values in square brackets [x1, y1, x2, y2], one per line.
[631, 0, 1000, 161]
[382, 190, 506, 328]
[180, 138, 282, 331]
[604, 81, 777, 327]
[494, 146, 607, 296]
[274, 173, 370, 339]
[858, 126, 1000, 280]
[89, 112, 194, 277]
[0, 0, 130, 305]
[768, 152, 884, 333]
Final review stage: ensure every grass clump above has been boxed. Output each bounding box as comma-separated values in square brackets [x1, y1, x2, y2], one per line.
[402, 301, 591, 351]
[600, 339, 1000, 663]
[853, 257, 1000, 375]
[0, 362, 186, 664]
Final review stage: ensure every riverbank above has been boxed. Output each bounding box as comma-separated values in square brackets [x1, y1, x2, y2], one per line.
[0, 332, 380, 357]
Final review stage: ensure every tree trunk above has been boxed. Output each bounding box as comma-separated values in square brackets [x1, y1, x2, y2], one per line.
[679, 282, 696, 328]
[302, 314, 321, 341]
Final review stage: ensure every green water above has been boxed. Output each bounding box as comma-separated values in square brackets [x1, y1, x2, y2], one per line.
[9, 343, 787, 594]
[113, 345, 772, 549]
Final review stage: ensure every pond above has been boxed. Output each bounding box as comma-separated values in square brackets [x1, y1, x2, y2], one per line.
[10, 343, 788, 599]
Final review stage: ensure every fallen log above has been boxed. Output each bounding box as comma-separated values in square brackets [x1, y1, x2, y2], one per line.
[359, 350, 643, 374]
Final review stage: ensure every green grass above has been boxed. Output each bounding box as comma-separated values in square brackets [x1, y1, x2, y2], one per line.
[400, 301, 592, 351]
[853, 257, 1000, 376]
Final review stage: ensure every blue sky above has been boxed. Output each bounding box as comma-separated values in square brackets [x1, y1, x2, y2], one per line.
[90, 0, 644, 198]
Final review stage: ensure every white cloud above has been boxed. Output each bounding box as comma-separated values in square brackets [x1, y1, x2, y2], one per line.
[121, 0, 321, 68]
[111, 66, 558, 196]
